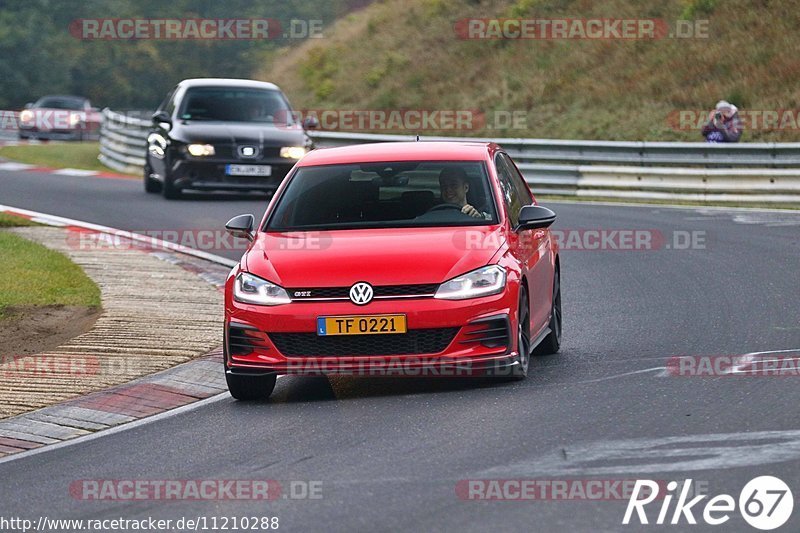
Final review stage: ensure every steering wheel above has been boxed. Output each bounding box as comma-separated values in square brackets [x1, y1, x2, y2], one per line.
[426, 203, 463, 213]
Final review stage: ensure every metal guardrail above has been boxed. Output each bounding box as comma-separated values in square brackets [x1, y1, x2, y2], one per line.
[97, 109, 149, 174]
[98, 109, 800, 203]
[307, 131, 800, 167]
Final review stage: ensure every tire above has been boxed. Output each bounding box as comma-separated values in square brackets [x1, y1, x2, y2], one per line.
[510, 286, 531, 380]
[143, 162, 162, 193]
[18, 132, 29, 140]
[162, 170, 181, 199]
[226, 372, 277, 401]
[533, 267, 562, 356]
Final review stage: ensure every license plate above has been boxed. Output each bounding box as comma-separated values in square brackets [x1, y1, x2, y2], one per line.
[317, 315, 407, 336]
[225, 164, 272, 177]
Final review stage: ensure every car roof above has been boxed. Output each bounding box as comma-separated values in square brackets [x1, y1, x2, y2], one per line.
[37, 95, 87, 102]
[298, 141, 498, 166]
[178, 78, 280, 91]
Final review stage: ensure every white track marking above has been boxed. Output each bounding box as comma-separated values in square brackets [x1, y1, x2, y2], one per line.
[28, 217, 65, 226]
[743, 348, 800, 356]
[567, 367, 665, 385]
[0, 203, 238, 267]
[0, 162, 35, 171]
[52, 168, 99, 176]
[482, 429, 800, 476]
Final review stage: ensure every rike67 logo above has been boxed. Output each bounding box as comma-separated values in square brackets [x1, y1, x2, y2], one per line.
[623, 476, 793, 530]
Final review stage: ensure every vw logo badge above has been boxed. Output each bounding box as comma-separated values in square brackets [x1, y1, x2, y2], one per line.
[349, 282, 374, 305]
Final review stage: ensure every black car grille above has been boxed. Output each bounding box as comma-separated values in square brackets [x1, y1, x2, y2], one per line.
[210, 145, 283, 160]
[376, 284, 439, 297]
[269, 328, 459, 357]
[460, 317, 511, 349]
[227, 323, 270, 355]
[288, 284, 439, 301]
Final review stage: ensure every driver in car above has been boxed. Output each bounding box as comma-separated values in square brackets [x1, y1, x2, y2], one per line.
[438, 167, 491, 219]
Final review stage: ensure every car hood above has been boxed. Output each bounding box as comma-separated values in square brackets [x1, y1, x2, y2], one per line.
[170, 122, 307, 146]
[245, 226, 506, 288]
[29, 107, 83, 113]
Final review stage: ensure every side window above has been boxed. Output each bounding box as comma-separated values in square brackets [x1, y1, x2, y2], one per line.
[494, 154, 522, 227]
[165, 89, 179, 116]
[501, 153, 533, 206]
[158, 87, 178, 115]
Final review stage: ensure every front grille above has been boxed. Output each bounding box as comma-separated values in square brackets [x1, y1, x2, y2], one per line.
[290, 287, 349, 299]
[207, 145, 282, 160]
[376, 284, 439, 297]
[269, 328, 459, 357]
[288, 284, 439, 301]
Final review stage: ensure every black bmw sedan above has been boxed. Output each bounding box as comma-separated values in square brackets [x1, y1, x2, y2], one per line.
[144, 78, 317, 199]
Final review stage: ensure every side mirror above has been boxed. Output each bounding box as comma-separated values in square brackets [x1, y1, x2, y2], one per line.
[152, 111, 172, 128]
[517, 205, 556, 230]
[225, 214, 255, 242]
[302, 116, 319, 130]
[23, 103, 33, 109]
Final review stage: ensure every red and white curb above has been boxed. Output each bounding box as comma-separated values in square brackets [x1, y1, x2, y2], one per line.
[0, 206, 242, 462]
[0, 350, 227, 459]
[0, 160, 136, 180]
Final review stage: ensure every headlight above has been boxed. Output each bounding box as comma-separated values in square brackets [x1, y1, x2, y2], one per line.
[280, 146, 308, 159]
[234, 273, 291, 306]
[434, 265, 506, 300]
[69, 113, 83, 127]
[187, 144, 215, 156]
[19, 110, 34, 124]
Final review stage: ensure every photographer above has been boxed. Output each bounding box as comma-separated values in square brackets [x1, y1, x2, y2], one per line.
[701, 100, 742, 143]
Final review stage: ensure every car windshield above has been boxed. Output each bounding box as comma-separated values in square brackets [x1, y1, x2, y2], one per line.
[267, 161, 498, 231]
[178, 87, 293, 124]
[35, 97, 85, 110]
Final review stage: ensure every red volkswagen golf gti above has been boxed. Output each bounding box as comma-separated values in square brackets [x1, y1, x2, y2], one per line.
[223, 142, 561, 399]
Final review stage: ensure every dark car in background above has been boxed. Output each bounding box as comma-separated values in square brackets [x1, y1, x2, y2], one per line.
[144, 78, 317, 199]
[18, 95, 101, 140]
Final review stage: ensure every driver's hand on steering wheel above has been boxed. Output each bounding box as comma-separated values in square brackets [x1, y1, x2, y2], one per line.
[461, 204, 482, 218]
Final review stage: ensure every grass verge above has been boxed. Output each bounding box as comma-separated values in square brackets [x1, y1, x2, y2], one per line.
[0, 213, 40, 227]
[0, 230, 101, 319]
[0, 142, 116, 174]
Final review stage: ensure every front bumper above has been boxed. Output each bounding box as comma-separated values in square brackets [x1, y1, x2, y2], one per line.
[18, 127, 83, 140]
[225, 287, 521, 377]
[169, 158, 295, 192]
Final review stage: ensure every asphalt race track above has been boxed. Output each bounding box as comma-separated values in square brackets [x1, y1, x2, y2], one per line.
[1, 168, 799, 532]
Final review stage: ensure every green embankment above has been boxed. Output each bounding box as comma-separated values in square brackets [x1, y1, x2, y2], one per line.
[256, 0, 799, 141]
